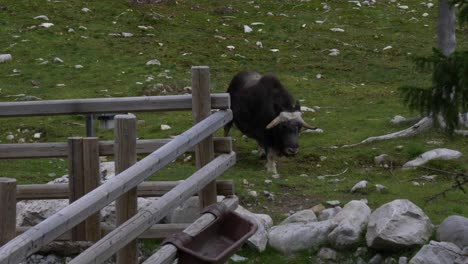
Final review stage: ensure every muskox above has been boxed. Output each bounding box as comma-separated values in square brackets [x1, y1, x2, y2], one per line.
[224, 71, 316, 174]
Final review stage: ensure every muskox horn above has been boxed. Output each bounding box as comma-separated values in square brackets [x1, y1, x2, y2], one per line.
[298, 116, 317, 130]
[266, 111, 317, 130]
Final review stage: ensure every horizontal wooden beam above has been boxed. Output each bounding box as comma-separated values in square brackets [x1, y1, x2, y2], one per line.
[0, 137, 232, 159]
[0, 94, 230, 117]
[16, 180, 234, 200]
[0, 110, 232, 264]
[16, 224, 189, 240]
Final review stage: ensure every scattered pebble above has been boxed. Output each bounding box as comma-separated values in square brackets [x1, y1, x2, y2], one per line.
[34, 15, 49, 20]
[375, 184, 386, 192]
[75, 65, 83, 69]
[0, 54, 12, 63]
[160, 124, 171, 130]
[330, 28, 345, 32]
[270, 49, 279, 52]
[81, 7, 91, 12]
[326, 200, 340, 206]
[33, 132, 41, 139]
[244, 25, 253, 33]
[39, 23, 54, 28]
[351, 180, 368, 192]
[328, 49, 340, 56]
[146, 59, 161, 66]
[53, 57, 64, 63]
[248, 190, 258, 197]
[227, 45, 235, 50]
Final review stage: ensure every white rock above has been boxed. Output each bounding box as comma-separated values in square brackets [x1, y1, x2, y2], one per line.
[244, 25, 253, 33]
[326, 200, 340, 206]
[230, 254, 248, 262]
[0, 54, 12, 63]
[351, 180, 368, 192]
[316, 74, 322, 79]
[330, 28, 345, 32]
[422, 12, 429, 17]
[304, 128, 324, 133]
[366, 199, 433, 249]
[121, 32, 133, 37]
[248, 190, 258, 197]
[375, 184, 386, 192]
[374, 154, 388, 165]
[315, 20, 325, 24]
[268, 220, 335, 254]
[236, 205, 272, 252]
[75, 65, 83, 69]
[146, 59, 161, 66]
[391, 115, 407, 124]
[437, 215, 468, 249]
[34, 15, 49, 20]
[270, 49, 279, 52]
[160, 124, 171, 130]
[227, 45, 236, 50]
[251, 22, 264, 26]
[409, 241, 462, 264]
[398, 5, 409, 9]
[318, 207, 342, 221]
[33, 132, 41, 139]
[256, 41, 263, 48]
[328, 49, 340, 56]
[403, 148, 462, 169]
[6, 134, 14, 141]
[426, 3, 434, 8]
[329, 200, 371, 249]
[39, 23, 54, 28]
[300, 106, 315, 112]
[383, 45, 393, 50]
[281, 210, 317, 225]
[81, 7, 91, 12]
[53, 57, 64, 63]
[68, 28, 75, 33]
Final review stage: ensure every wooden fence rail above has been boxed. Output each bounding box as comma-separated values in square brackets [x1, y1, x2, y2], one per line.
[0, 137, 232, 159]
[0, 109, 232, 264]
[0, 94, 229, 117]
[15, 180, 234, 200]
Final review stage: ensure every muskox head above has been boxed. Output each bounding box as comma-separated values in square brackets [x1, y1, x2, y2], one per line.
[266, 102, 315, 156]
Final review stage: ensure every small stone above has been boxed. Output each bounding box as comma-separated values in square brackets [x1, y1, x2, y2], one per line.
[330, 28, 345, 32]
[121, 32, 133, 37]
[398, 5, 409, 9]
[398, 256, 408, 264]
[265, 180, 272, 184]
[160, 124, 171, 130]
[375, 184, 386, 192]
[326, 200, 340, 206]
[369, 254, 383, 264]
[33, 132, 41, 139]
[270, 49, 279, 52]
[244, 25, 253, 33]
[227, 45, 235, 50]
[328, 49, 340, 56]
[39, 23, 54, 28]
[81, 7, 91, 12]
[311, 204, 326, 214]
[230, 254, 248, 262]
[146, 59, 161, 66]
[53, 57, 64, 63]
[256, 41, 263, 48]
[6, 134, 14, 141]
[48, 173, 56, 177]
[248, 190, 258, 197]
[318, 247, 338, 260]
[351, 180, 368, 192]
[0, 54, 12, 63]
[75, 64, 83, 69]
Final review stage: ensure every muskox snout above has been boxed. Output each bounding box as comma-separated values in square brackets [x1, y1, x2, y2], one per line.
[285, 147, 299, 156]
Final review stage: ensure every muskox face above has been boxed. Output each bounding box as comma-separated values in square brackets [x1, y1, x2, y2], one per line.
[275, 119, 303, 156]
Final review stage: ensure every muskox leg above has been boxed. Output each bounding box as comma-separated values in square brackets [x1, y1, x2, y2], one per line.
[256, 141, 266, 159]
[265, 151, 277, 174]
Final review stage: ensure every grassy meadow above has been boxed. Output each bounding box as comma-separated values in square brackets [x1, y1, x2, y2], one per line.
[0, 0, 467, 262]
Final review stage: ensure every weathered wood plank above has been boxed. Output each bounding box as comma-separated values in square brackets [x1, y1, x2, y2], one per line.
[0, 178, 16, 247]
[192, 66, 217, 208]
[114, 115, 138, 264]
[143, 196, 239, 264]
[0, 137, 232, 159]
[0, 94, 230, 117]
[16, 180, 234, 200]
[68, 137, 86, 241]
[68, 152, 236, 264]
[82, 138, 101, 242]
[0, 110, 232, 264]
[16, 224, 190, 240]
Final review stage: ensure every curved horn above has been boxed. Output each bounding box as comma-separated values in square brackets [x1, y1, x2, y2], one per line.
[266, 115, 283, 129]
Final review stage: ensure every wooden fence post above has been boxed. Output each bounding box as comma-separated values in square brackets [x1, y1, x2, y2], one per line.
[0, 178, 16, 247]
[192, 66, 217, 208]
[114, 114, 138, 264]
[82, 138, 101, 241]
[68, 137, 100, 241]
[68, 137, 86, 241]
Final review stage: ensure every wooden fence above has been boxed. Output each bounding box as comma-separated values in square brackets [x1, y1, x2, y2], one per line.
[0, 66, 237, 264]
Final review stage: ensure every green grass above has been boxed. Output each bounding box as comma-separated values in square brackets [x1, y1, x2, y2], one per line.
[1, 0, 467, 263]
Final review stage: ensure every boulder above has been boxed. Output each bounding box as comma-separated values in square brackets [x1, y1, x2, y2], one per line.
[268, 220, 335, 254]
[235, 205, 272, 252]
[280, 209, 317, 225]
[318, 206, 342, 221]
[328, 200, 371, 249]
[17, 199, 68, 226]
[409, 241, 462, 264]
[366, 199, 433, 250]
[437, 215, 468, 249]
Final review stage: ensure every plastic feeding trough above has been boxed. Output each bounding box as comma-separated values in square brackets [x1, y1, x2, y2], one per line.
[162, 203, 257, 264]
